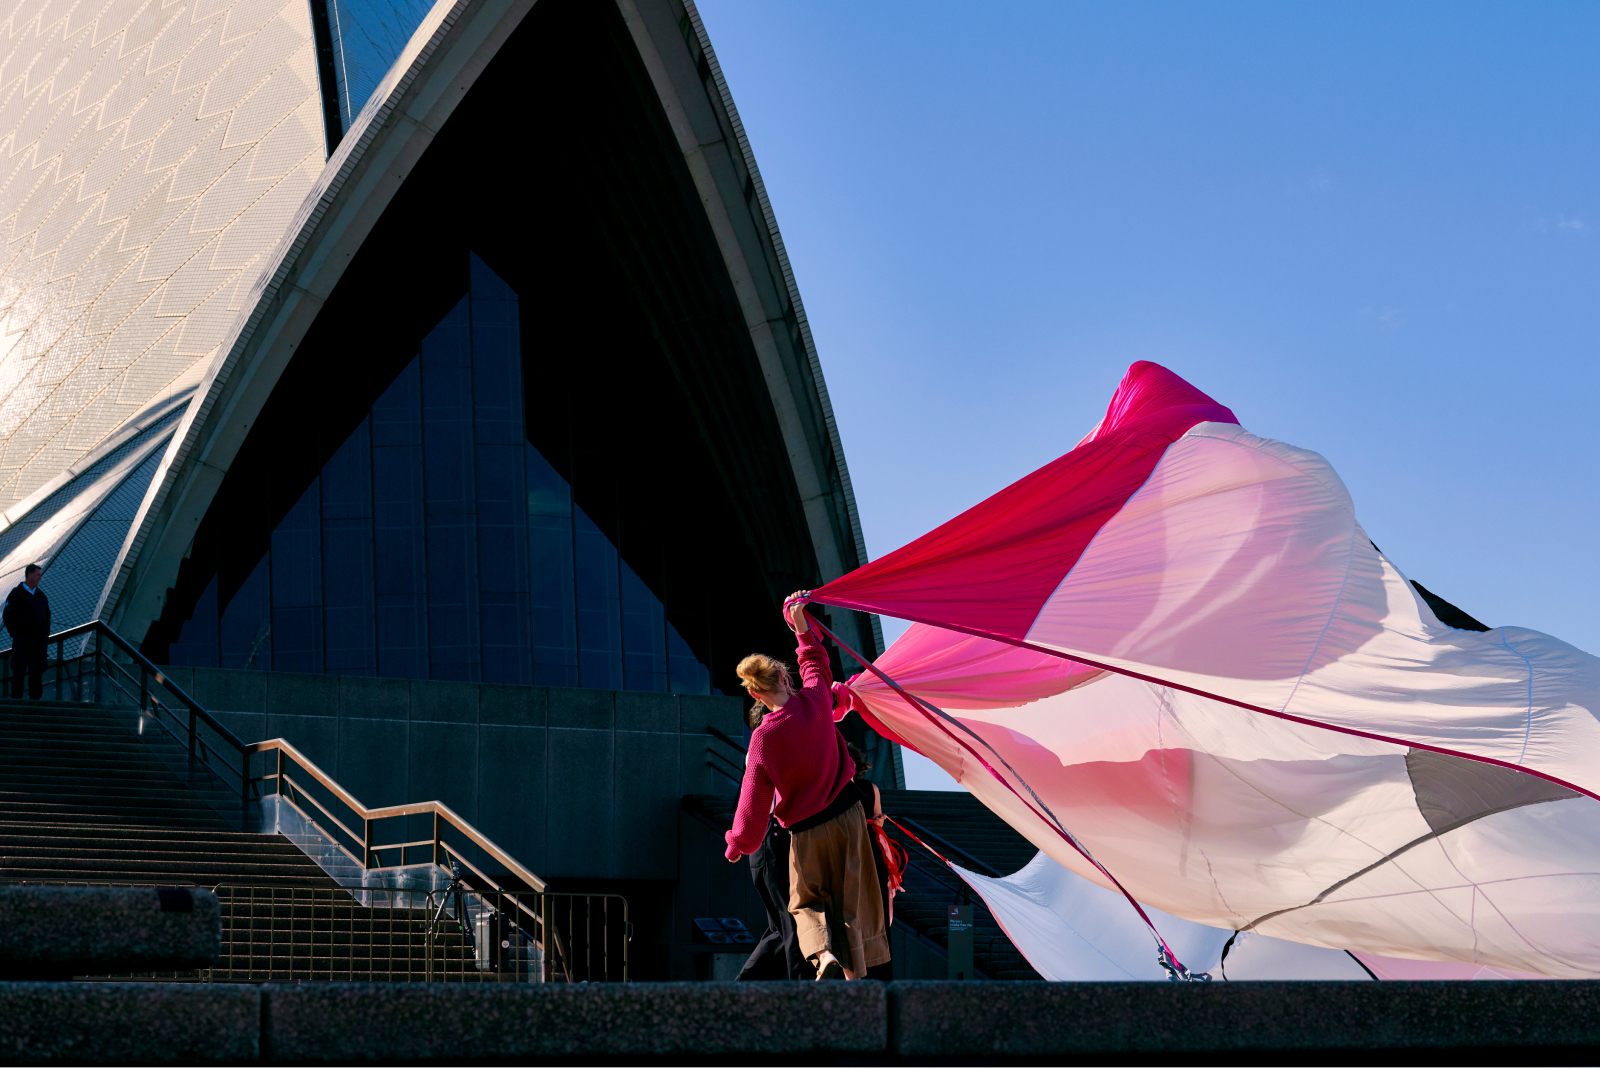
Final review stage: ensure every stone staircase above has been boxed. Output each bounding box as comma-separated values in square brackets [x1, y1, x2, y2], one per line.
[0, 698, 486, 980]
[0, 699, 333, 887]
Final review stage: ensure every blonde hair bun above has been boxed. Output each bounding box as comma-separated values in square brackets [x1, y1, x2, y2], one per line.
[736, 653, 795, 729]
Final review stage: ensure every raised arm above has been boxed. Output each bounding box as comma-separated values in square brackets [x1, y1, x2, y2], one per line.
[784, 591, 833, 693]
[794, 628, 832, 693]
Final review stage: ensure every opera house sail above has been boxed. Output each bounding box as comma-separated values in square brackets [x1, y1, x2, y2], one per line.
[0, 0, 894, 777]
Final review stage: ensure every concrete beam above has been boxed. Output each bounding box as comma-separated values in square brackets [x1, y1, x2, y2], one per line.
[0, 886, 220, 980]
[890, 979, 1600, 1057]
[265, 980, 886, 1060]
[0, 982, 257, 1063]
[1, 979, 1597, 1060]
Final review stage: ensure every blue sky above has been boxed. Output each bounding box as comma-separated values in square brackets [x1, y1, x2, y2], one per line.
[696, 1, 1598, 789]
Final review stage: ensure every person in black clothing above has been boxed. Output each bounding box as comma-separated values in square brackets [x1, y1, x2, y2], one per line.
[4, 564, 50, 700]
[735, 818, 813, 980]
[735, 698, 814, 981]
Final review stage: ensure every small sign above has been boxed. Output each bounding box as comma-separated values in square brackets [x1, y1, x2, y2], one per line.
[946, 903, 974, 981]
[693, 917, 757, 945]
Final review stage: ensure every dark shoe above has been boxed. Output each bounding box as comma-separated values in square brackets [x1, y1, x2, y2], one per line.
[817, 959, 845, 981]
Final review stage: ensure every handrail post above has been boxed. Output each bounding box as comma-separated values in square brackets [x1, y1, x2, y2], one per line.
[275, 748, 285, 832]
[53, 637, 61, 701]
[364, 816, 372, 871]
[140, 664, 150, 716]
[92, 628, 102, 705]
[187, 702, 198, 768]
[239, 746, 250, 832]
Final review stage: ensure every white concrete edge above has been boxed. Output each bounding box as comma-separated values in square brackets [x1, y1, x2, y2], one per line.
[682, 3, 877, 587]
[0, 387, 193, 536]
[102, 0, 538, 637]
[0, 425, 176, 595]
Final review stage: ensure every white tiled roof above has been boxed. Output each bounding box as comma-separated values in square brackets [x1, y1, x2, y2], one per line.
[0, 0, 324, 511]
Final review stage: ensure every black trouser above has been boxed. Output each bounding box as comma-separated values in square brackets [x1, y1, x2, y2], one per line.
[10, 639, 44, 699]
[737, 819, 811, 980]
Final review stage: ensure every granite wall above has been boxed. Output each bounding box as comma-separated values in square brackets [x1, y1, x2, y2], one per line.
[155, 665, 746, 885]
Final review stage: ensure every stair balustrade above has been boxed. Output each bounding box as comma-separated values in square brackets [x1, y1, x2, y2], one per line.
[0, 622, 629, 982]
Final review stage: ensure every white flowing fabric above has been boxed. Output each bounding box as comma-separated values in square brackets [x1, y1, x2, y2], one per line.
[951, 852, 1232, 981]
[1026, 422, 1600, 800]
[952, 849, 1547, 981]
[952, 851, 1375, 980]
[852, 637, 1600, 977]
[816, 366, 1600, 977]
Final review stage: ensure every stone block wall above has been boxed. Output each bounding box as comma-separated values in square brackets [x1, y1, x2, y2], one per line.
[156, 666, 745, 885]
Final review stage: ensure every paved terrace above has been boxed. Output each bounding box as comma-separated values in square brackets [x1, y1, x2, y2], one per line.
[3, 979, 1599, 1063]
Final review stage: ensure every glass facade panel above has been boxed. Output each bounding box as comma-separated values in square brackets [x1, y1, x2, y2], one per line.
[372, 361, 429, 678]
[325, 0, 436, 132]
[526, 448, 577, 686]
[165, 254, 711, 692]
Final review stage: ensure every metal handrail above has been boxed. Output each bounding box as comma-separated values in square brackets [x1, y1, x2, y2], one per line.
[248, 739, 547, 893]
[705, 725, 747, 754]
[1, 621, 551, 896]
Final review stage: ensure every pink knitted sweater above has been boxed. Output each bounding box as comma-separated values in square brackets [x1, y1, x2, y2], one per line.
[724, 629, 855, 860]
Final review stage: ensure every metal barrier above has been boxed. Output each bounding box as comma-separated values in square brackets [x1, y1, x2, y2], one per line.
[44, 882, 627, 983]
[421, 887, 629, 983]
[208, 885, 621, 983]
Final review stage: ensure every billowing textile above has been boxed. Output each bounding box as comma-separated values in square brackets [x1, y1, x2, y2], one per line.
[816, 363, 1600, 977]
[953, 849, 1544, 981]
[814, 362, 1600, 802]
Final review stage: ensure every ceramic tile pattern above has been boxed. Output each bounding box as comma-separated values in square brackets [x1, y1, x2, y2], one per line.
[0, 0, 323, 510]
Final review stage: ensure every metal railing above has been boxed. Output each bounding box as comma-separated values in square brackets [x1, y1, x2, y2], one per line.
[207, 885, 627, 983]
[249, 738, 548, 893]
[35, 882, 627, 983]
[705, 725, 746, 787]
[2, 620, 629, 982]
[1, 622, 251, 821]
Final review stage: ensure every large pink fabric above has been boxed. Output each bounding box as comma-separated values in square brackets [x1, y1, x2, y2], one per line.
[811, 362, 1236, 642]
[845, 623, 1600, 977]
[813, 363, 1600, 801]
[816, 362, 1600, 977]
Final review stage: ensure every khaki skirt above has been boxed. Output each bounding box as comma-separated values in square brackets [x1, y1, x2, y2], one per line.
[786, 801, 891, 975]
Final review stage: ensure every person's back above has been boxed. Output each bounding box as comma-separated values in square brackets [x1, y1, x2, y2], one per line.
[724, 596, 889, 981]
[740, 640, 851, 831]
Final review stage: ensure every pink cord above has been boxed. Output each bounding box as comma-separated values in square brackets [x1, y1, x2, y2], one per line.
[787, 596, 1192, 977]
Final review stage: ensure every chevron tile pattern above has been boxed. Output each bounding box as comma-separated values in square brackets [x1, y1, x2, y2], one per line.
[0, 0, 325, 509]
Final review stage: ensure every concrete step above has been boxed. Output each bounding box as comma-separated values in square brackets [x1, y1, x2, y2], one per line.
[0, 823, 276, 844]
[0, 834, 311, 856]
[0, 867, 341, 889]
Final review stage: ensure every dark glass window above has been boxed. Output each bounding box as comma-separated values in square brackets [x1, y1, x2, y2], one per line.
[164, 255, 710, 692]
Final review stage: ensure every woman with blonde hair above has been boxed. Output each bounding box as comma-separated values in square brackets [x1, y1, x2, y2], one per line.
[723, 594, 889, 980]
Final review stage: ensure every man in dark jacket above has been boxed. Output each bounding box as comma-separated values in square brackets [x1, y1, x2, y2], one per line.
[4, 564, 50, 699]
